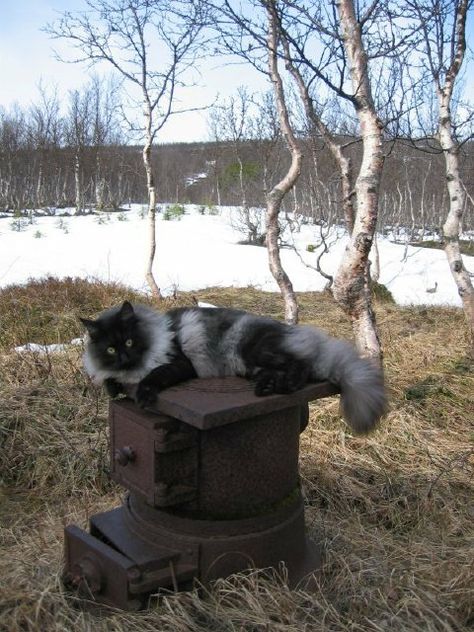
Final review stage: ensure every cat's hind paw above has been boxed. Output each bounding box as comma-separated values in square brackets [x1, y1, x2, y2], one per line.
[254, 369, 278, 396]
[254, 364, 309, 396]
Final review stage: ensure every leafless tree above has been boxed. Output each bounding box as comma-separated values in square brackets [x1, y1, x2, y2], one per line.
[47, 0, 208, 297]
[406, 0, 474, 351]
[205, 0, 304, 322]
[209, 87, 263, 241]
[65, 87, 93, 214]
[279, 36, 356, 234]
[210, 0, 416, 354]
[27, 83, 63, 212]
[88, 74, 124, 210]
[329, 0, 385, 359]
[264, 0, 403, 358]
[264, 1, 302, 323]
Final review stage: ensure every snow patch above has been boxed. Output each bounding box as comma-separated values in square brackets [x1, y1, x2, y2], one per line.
[0, 204, 472, 308]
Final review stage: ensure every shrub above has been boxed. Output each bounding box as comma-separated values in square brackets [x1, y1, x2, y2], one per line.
[0, 276, 152, 350]
[10, 218, 28, 232]
[371, 281, 395, 303]
[163, 203, 186, 221]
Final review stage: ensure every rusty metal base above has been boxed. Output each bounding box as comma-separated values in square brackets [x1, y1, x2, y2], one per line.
[64, 493, 322, 610]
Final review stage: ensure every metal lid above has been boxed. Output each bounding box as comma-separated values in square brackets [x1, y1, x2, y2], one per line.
[125, 377, 338, 430]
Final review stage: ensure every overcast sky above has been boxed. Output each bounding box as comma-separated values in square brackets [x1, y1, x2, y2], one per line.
[0, 0, 266, 143]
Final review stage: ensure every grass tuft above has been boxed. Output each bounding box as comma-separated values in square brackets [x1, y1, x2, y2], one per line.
[1, 279, 473, 631]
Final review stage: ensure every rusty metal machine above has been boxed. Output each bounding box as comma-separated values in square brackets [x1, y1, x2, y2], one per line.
[64, 377, 338, 610]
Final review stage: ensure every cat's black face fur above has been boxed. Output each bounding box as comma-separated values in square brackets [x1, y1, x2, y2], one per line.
[81, 301, 150, 372]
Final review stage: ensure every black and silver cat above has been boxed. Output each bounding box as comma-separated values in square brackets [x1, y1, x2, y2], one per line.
[81, 301, 387, 434]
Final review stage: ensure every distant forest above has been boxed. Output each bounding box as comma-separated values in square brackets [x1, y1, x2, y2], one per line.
[1, 95, 473, 237]
[1, 137, 473, 236]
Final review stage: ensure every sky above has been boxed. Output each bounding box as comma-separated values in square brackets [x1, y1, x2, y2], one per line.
[0, 0, 267, 144]
[1, 1, 473, 144]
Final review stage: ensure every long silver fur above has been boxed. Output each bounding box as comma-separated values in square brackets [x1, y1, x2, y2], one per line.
[282, 326, 386, 434]
[83, 304, 386, 434]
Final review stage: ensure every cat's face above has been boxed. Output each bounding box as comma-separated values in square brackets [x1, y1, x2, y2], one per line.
[81, 301, 149, 372]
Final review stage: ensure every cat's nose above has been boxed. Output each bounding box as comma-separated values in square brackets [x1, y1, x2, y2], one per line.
[118, 353, 133, 369]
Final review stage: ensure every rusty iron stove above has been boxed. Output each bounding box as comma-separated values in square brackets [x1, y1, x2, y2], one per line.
[64, 377, 338, 610]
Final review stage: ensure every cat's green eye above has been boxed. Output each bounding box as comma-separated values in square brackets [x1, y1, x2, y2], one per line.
[107, 346, 116, 355]
[125, 339, 133, 348]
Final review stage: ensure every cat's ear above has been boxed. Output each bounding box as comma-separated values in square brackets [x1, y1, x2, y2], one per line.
[80, 317, 101, 339]
[119, 301, 135, 320]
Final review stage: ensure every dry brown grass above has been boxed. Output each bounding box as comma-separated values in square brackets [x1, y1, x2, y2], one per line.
[1, 279, 473, 631]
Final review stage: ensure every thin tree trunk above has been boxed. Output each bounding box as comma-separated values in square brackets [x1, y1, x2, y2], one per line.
[265, 1, 301, 324]
[282, 38, 355, 234]
[438, 93, 474, 349]
[432, 0, 474, 352]
[36, 160, 43, 212]
[74, 149, 83, 215]
[95, 150, 105, 210]
[143, 137, 161, 299]
[332, 0, 383, 361]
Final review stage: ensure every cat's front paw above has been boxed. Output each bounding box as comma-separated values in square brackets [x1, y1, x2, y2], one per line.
[104, 378, 124, 398]
[136, 380, 158, 409]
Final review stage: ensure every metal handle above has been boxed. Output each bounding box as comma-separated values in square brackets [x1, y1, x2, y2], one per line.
[114, 446, 136, 466]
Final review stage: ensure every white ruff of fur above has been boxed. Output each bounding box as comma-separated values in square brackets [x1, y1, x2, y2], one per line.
[82, 305, 174, 385]
[219, 314, 252, 377]
[177, 310, 217, 377]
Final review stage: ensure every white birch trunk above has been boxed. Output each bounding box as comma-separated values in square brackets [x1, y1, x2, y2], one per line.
[143, 137, 161, 299]
[282, 38, 355, 233]
[36, 161, 43, 212]
[95, 151, 105, 211]
[438, 95, 474, 349]
[74, 150, 83, 215]
[332, 0, 383, 361]
[265, 2, 301, 324]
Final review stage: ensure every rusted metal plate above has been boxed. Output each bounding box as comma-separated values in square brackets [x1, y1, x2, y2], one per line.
[110, 401, 199, 507]
[109, 399, 301, 516]
[125, 377, 339, 430]
[195, 406, 301, 518]
[124, 492, 321, 587]
[64, 492, 321, 610]
[64, 524, 143, 611]
[109, 403, 163, 504]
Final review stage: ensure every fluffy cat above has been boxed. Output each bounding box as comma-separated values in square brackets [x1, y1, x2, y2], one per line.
[81, 301, 387, 434]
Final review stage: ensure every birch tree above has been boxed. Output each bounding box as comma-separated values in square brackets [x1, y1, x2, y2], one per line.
[407, 0, 474, 350]
[27, 84, 63, 212]
[47, 0, 207, 297]
[265, 0, 301, 323]
[270, 0, 405, 359]
[65, 87, 92, 215]
[330, 0, 385, 360]
[206, 0, 303, 322]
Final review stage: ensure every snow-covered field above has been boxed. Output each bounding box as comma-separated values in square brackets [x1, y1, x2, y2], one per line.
[1, 204, 472, 308]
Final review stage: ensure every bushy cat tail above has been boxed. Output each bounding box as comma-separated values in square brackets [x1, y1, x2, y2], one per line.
[332, 340, 387, 434]
[285, 328, 387, 434]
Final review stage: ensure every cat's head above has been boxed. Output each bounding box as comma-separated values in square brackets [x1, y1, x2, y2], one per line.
[80, 301, 149, 372]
